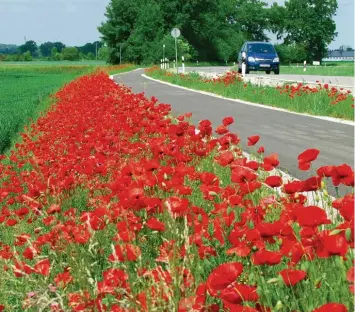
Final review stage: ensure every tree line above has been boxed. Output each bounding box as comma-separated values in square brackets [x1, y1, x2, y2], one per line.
[0, 41, 109, 62]
[98, 0, 339, 64]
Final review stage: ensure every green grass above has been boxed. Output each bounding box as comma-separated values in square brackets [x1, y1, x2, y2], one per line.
[1, 60, 107, 66]
[279, 64, 354, 77]
[146, 69, 354, 121]
[0, 64, 137, 154]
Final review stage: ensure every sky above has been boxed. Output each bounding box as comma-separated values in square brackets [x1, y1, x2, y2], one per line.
[0, 0, 353, 49]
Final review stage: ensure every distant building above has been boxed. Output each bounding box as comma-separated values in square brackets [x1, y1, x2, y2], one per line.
[324, 48, 355, 61]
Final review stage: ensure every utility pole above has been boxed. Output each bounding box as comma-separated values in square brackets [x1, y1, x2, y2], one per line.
[96, 42, 98, 60]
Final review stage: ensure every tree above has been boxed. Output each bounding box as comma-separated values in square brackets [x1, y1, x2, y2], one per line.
[39, 42, 65, 57]
[18, 40, 38, 57]
[40, 42, 54, 57]
[53, 42, 66, 53]
[62, 47, 80, 61]
[87, 52, 95, 60]
[282, 0, 337, 62]
[22, 51, 32, 61]
[233, 0, 269, 41]
[275, 43, 307, 63]
[98, 0, 243, 63]
[0, 44, 18, 55]
[98, 46, 110, 61]
[267, 3, 286, 40]
[77, 41, 102, 55]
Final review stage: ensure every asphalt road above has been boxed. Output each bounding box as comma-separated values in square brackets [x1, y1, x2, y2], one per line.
[114, 69, 354, 195]
[184, 66, 354, 89]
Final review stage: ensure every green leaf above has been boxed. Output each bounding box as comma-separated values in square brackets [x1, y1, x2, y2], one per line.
[329, 229, 344, 236]
[345, 228, 352, 242]
[267, 277, 280, 284]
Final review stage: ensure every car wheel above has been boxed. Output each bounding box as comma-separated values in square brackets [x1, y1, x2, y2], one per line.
[266, 70, 271, 74]
[274, 69, 280, 75]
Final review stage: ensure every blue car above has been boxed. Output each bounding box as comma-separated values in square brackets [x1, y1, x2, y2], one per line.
[237, 41, 280, 75]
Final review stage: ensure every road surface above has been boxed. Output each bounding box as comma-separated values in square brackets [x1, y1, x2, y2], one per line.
[114, 69, 354, 196]
[183, 66, 354, 91]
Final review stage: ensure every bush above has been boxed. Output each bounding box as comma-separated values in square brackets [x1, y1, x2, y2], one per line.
[62, 47, 80, 61]
[275, 43, 307, 64]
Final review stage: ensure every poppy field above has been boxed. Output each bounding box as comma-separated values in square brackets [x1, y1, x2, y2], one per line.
[0, 71, 354, 311]
[145, 67, 354, 121]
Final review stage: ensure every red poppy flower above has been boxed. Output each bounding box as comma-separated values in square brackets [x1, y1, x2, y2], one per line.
[206, 262, 244, 296]
[257, 146, 265, 154]
[312, 303, 348, 312]
[294, 206, 330, 227]
[317, 165, 335, 177]
[222, 116, 234, 126]
[226, 246, 251, 257]
[284, 180, 304, 194]
[279, 269, 307, 286]
[264, 176, 282, 187]
[251, 250, 282, 265]
[298, 149, 319, 170]
[54, 270, 73, 288]
[331, 164, 354, 187]
[316, 231, 349, 258]
[146, 217, 165, 232]
[247, 135, 260, 146]
[220, 283, 259, 304]
[231, 166, 257, 183]
[34, 258, 50, 276]
[215, 125, 229, 135]
[302, 176, 322, 192]
[262, 154, 279, 171]
[215, 151, 234, 166]
[165, 197, 189, 216]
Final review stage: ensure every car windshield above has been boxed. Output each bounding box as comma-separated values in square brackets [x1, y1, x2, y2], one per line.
[248, 43, 275, 54]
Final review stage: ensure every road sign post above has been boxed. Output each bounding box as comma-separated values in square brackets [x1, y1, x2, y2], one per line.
[163, 44, 165, 69]
[241, 52, 246, 77]
[171, 28, 181, 74]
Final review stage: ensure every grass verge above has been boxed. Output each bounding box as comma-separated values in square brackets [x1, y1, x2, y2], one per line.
[145, 67, 354, 121]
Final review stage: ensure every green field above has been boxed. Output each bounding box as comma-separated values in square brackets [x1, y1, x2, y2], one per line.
[1, 60, 107, 66]
[0, 64, 136, 154]
[279, 64, 354, 76]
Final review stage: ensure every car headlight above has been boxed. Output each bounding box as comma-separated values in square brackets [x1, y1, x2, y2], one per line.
[248, 56, 255, 62]
[273, 57, 279, 63]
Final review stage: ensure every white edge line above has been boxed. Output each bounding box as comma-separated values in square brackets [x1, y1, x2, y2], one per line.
[109, 67, 143, 80]
[141, 74, 355, 127]
[108, 73, 340, 223]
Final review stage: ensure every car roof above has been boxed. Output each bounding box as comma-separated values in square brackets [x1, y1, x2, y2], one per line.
[245, 41, 273, 45]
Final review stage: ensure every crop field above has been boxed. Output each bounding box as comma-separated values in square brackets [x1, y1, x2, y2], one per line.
[0, 64, 136, 154]
[146, 67, 354, 121]
[1, 60, 108, 66]
[0, 71, 353, 311]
